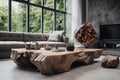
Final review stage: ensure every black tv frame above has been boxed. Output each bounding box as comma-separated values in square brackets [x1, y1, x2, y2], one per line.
[99, 24, 120, 49]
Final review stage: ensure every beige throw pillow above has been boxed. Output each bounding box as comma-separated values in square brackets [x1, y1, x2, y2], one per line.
[48, 31, 64, 42]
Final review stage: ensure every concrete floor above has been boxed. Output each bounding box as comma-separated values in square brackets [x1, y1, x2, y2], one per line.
[0, 56, 120, 80]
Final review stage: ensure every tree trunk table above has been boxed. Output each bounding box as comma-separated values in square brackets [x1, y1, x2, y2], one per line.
[11, 48, 103, 75]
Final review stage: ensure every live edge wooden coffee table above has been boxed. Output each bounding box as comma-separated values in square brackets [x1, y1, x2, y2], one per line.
[11, 48, 103, 75]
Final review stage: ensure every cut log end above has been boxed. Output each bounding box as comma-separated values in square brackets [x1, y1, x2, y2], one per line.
[101, 55, 119, 68]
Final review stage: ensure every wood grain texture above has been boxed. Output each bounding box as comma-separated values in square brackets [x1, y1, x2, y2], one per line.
[11, 48, 103, 75]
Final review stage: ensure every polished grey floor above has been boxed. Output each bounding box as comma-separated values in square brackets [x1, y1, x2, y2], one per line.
[102, 49, 120, 56]
[0, 56, 120, 80]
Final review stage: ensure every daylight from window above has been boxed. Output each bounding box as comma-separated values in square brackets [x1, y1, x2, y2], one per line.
[0, 0, 66, 33]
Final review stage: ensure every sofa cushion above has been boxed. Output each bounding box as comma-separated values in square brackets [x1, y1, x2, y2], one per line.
[0, 41, 25, 50]
[47, 31, 64, 42]
[0, 31, 23, 41]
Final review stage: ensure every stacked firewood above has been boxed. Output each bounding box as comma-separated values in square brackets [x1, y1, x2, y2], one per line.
[75, 23, 97, 46]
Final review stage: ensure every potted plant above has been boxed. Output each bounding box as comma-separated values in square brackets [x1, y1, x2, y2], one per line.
[66, 42, 75, 51]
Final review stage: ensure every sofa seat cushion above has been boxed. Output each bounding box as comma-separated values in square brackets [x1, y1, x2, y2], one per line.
[36, 41, 67, 47]
[0, 41, 25, 50]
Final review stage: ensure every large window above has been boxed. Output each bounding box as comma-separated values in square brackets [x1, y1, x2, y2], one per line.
[56, 12, 64, 31]
[30, 6, 41, 33]
[12, 1, 26, 32]
[44, 9, 54, 33]
[0, 0, 8, 31]
[0, 0, 66, 33]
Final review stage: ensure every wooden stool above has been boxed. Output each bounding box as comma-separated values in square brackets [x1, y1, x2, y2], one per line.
[101, 55, 119, 68]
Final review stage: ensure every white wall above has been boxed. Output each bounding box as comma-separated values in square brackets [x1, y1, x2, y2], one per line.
[72, 0, 83, 47]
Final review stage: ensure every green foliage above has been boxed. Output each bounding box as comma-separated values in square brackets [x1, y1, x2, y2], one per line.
[0, 6, 8, 31]
[44, 9, 54, 33]
[11, 3, 26, 32]
[30, 6, 41, 33]
[0, 0, 65, 33]
[44, 0, 53, 8]
[30, 0, 41, 5]
[56, 0, 64, 11]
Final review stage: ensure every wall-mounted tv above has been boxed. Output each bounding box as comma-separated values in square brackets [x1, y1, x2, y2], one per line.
[100, 24, 120, 40]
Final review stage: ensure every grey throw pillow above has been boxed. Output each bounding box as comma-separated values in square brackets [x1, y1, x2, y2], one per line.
[48, 31, 64, 42]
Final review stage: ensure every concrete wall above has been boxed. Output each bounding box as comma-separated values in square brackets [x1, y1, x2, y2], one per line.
[87, 0, 120, 37]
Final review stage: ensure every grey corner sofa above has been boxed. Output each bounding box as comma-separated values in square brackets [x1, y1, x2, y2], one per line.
[0, 31, 68, 58]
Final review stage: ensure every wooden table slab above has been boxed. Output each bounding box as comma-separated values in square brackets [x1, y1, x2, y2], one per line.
[11, 48, 103, 75]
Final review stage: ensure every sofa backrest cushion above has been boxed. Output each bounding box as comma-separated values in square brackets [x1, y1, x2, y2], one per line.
[0, 31, 23, 41]
[47, 31, 64, 42]
[24, 33, 49, 41]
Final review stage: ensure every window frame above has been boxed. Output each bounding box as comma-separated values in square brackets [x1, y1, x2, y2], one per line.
[7, 0, 67, 33]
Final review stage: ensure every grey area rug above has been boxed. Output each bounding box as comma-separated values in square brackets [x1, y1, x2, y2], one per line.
[102, 49, 120, 57]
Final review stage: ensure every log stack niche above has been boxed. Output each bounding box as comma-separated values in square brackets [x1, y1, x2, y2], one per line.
[75, 23, 97, 47]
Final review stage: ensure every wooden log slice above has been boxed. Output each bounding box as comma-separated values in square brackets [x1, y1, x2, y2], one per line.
[101, 55, 119, 68]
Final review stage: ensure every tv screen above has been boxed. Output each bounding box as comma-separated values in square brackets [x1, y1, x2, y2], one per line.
[100, 24, 120, 40]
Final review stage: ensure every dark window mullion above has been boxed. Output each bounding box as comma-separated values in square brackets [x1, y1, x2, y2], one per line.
[54, 0, 56, 31]
[64, 0, 66, 33]
[8, 0, 11, 31]
[41, 0, 44, 33]
[26, 0, 29, 32]
[12, 0, 27, 3]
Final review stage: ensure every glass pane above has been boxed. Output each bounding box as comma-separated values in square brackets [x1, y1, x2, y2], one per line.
[0, 0, 8, 31]
[44, 0, 53, 9]
[30, 0, 42, 6]
[56, 12, 64, 31]
[56, 0, 65, 11]
[30, 6, 41, 33]
[12, 1, 26, 32]
[44, 9, 54, 33]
